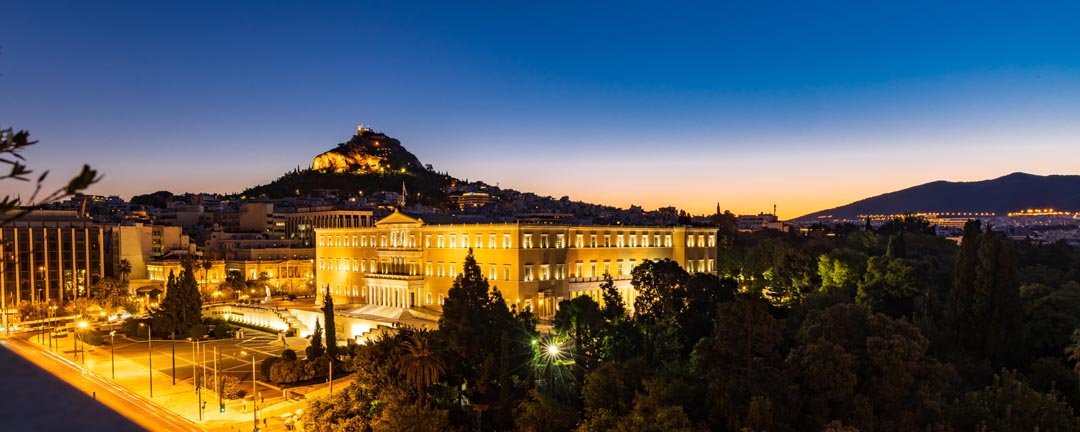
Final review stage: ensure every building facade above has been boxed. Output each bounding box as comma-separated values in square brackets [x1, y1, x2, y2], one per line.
[0, 211, 106, 307]
[315, 211, 718, 317]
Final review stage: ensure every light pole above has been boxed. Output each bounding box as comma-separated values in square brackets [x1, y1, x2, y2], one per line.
[241, 351, 258, 432]
[109, 331, 116, 379]
[141, 322, 153, 398]
[77, 321, 87, 364]
[171, 332, 176, 385]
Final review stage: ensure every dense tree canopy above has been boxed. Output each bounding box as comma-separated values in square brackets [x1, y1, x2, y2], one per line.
[301, 220, 1080, 431]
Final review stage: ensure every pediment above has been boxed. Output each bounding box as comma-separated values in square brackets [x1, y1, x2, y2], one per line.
[374, 210, 424, 227]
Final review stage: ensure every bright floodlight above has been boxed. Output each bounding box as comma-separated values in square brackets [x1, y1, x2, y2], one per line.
[546, 344, 559, 356]
[77, 321, 88, 328]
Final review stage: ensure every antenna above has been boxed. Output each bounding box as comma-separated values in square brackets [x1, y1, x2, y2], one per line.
[773, 204, 777, 216]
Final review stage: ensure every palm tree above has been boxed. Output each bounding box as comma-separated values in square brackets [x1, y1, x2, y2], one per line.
[397, 328, 446, 401]
[117, 259, 132, 283]
[200, 256, 213, 288]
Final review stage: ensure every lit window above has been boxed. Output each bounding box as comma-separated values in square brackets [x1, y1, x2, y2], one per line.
[556, 234, 565, 248]
[361, 260, 367, 272]
[654, 234, 660, 247]
[708, 235, 715, 247]
[643, 234, 650, 247]
[575, 262, 583, 278]
[590, 235, 597, 248]
[476, 234, 483, 249]
[617, 259, 624, 276]
[449, 234, 457, 249]
[438, 235, 445, 248]
[541, 234, 549, 249]
[541, 264, 550, 281]
[590, 261, 597, 278]
[665, 235, 672, 247]
[318, 235, 325, 247]
[503, 264, 511, 281]
[603, 260, 611, 276]
[617, 235, 624, 248]
[524, 265, 534, 281]
[425, 235, 431, 248]
[489, 264, 497, 280]
[449, 262, 457, 278]
[688, 235, 695, 247]
[575, 234, 583, 248]
[555, 264, 564, 279]
[425, 262, 432, 276]
[361, 235, 367, 247]
[523, 234, 532, 249]
[489, 234, 496, 248]
[630, 233, 637, 247]
[503, 233, 511, 249]
[604, 235, 611, 247]
[438, 262, 445, 277]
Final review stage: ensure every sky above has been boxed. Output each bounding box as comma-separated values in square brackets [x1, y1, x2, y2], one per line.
[2, 1, 1080, 219]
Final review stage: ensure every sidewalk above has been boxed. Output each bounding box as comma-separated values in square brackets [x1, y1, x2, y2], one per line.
[29, 334, 323, 431]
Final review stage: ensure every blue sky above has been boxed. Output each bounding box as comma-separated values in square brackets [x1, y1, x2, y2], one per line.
[3, 1, 1079, 218]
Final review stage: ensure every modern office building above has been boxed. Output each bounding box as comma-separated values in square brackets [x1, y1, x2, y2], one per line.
[0, 211, 106, 309]
[315, 211, 718, 317]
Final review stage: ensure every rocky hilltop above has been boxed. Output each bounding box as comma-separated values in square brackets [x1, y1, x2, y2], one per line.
[311, 126, 426, 174]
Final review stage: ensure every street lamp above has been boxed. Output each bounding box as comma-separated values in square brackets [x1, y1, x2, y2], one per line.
[241, 350, 258, 431]
[140, 322, 153, 398]
[109, 331, 116, 379]
[75, 321, 88, 363]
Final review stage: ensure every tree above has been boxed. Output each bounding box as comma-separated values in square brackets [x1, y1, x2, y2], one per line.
[947, 220, 982, 345]
[554, 295, 605, 372]
[117, 259, 133, 283]
[438, 249, 531, 427]
[307, 318, 325, 359]
[152, 257, 203, 337]
[92, 277, 129, 313]
[599, 274, 625, 321]
[952, 369, 1080, 431]
[322, 289, 337, 358]
[396, 328, 446, 394]
[199, 256, 213, 288]
[0, 127, 99, 221]
[690, 294, 784, 430]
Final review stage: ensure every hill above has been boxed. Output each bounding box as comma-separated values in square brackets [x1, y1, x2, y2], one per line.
[795, 172, 1080, 221]
[243, 127, 455, 207]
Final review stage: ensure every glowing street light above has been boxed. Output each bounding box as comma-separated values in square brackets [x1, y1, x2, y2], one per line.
[109, 331, 116, 379]
[76, 321, 88, 364]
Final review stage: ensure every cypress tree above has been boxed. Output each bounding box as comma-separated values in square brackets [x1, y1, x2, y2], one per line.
[307, 318, 324, 359]
[154, 256, 203, 337]
[322, 289, 336, 358]
[947, 219, 982, 344]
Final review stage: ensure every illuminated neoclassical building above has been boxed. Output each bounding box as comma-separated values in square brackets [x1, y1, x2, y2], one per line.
[315, 211, 717, 317]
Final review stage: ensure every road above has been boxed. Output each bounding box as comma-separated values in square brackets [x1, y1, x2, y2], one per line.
[3, 333, 203, 432]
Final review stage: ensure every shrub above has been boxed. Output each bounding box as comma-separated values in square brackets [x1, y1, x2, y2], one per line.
[220, 375, 245, 399]
[281, 349, 298, 362]
[260, 356, 280, 381]
[270, 359, 310, 384]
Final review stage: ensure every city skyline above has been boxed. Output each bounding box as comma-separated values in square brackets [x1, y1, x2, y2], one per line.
[4, 1, 1080, 219]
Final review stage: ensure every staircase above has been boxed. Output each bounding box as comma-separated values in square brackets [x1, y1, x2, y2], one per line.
[274, 308, 310, 336]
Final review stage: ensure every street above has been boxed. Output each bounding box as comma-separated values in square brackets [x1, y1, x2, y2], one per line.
[2, 334, 202, 432]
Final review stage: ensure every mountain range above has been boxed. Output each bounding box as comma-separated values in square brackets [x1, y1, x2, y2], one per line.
[794, 172, 1080, 222]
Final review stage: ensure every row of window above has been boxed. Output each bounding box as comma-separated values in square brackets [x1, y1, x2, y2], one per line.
[317, 257, 716, 279]
[317, 232, 716, 249]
